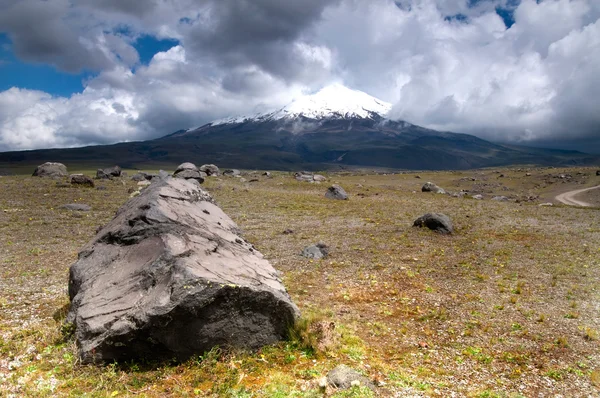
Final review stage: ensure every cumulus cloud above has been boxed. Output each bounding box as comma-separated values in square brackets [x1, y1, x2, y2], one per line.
[0, 0, 599, 152]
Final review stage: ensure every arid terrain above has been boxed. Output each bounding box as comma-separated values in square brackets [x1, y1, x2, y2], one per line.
[1, 166, 599, 397]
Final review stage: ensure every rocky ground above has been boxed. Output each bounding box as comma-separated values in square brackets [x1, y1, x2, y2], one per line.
[0, 166, 599, 397]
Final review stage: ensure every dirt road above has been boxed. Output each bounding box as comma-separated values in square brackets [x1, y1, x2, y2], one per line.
[555, 185, 600, 207]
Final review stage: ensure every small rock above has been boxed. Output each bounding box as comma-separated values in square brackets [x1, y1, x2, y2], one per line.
[325, 185, 348, 200]
[539, 202, 554, 207]
[96, 169, 112, 180]
[223, 169, 241, 177]
[414, 175, 421, 179]
[413, 213, 453, 234]
[138, 180, 151, 187]
[61, 203, 91, 212]
[422, 182, 446, 194]
[104, 166, 122, 177]
[526, 173, 532, 176]
[282, 229, 294, 235]
[491, 196, 509, 201]
[472, 194, 484, 200]
[199, 164, 220, 176]
[70, 174, 95, 188]
[175, 162, 198, 173]
[295, 172, 314, 182]
[96, 186, 108, 191]
[313, 174, 327, 182]
[326, 365, 375, 391]
[302, 242, 329, 259]
[263, 172, 272, 177]
[173, 163, 205, 184]
[596, 170, 600, 176]
[131, 172, 149, 182]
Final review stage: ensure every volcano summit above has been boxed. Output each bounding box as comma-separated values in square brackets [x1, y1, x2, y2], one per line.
[0, 84, 597, 170]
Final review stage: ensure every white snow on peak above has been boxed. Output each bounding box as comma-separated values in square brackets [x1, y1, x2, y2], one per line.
[211, 84, 391, 125]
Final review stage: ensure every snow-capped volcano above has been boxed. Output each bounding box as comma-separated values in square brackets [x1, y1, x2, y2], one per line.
[212, 84, 391, 125]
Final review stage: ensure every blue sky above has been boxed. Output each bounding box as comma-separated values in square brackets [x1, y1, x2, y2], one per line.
[0, 33, 178, 97]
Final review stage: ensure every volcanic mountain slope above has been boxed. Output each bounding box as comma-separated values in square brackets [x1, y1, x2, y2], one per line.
[0, 84, 598, 171]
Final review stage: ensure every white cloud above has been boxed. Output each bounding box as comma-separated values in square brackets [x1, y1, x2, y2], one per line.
[0, 0, 598, 152]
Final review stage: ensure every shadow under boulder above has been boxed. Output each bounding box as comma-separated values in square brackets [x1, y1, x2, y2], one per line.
[66, 177, 300, 363]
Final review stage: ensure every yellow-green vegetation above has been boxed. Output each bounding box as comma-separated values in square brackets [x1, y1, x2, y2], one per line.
[1, 166, 600, 396]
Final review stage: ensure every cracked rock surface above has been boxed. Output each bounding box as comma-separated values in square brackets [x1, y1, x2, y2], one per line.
[67, 177, 299, 363]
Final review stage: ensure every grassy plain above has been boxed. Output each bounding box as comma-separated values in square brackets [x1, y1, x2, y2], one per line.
[1, 166, 599, 397]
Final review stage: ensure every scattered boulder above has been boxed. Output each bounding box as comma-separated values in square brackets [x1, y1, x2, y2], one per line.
[175, 162, 197, 173]
[173, 170, 205, 183]
[327, 365, 375, 391]
[131, 172, 151, 182]
[539, 202, 554, 207]
[526, 173, 532, 177]
[413, 213, 453, 234]
[472, 194, 484, 200]
[492, 196, 509, 202]
[199, 164, 220, 176]
[137, 180, 151, 187]
[313, 174, 327, 182]
[70, 174, 95, 188]
[96, 169, 111, 180]
[263, 172, 272, 177]
[596, 170, 600, 176]
[295, 172, 314, 182]
[105, 166, 122, 178]
[414, 175, 421, 179]
[223, 169, 241, 177]
[173, 163, 204, 184]
[302, 242, 329, 259]
[66, 177, 299, 363]
[96, 166, 122, 179]
[421, 182, 446, 194]
[32, 162, 68, 178]
[325, 185, 348, 200]
[61, 204, 91, 212]
[282, 229, 294, 235]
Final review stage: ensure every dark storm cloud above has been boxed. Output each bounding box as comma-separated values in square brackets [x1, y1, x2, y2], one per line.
[0, 0, 115, 72]
[80, 0, 160, 18]
[182, 0, 339, 80]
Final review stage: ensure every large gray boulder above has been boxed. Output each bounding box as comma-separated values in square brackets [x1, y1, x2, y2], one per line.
[325, 185, 348, 200]
[413, 213, 453, 234]
[32, 162, 67, 178]
[173, 162, 205, 183]
[421, 182, 446, 194]
[67, 177, 299, 363]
